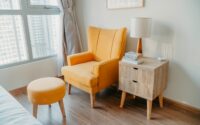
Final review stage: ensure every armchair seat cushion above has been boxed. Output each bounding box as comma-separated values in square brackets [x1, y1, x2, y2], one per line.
[62, 61, 99, 87]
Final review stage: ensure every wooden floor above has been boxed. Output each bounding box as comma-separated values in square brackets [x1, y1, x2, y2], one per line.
[15, 86, 200, 125]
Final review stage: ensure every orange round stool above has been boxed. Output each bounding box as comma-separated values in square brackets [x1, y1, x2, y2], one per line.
[27, 77, 66, 118]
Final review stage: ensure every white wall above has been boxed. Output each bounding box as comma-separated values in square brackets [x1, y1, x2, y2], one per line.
[75, 0, 200, 109]
[0, 57, 58, 90]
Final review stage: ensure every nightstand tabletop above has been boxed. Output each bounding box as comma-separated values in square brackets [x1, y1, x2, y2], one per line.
[120, 57, 169, 70]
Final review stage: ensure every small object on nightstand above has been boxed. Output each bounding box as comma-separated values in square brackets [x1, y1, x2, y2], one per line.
[125, 51, 142, 60]
[122, 57, 144, 65]
[157, 57, 167, 62]
[123, 51, 144, 64]
[119, 57, 169, 120]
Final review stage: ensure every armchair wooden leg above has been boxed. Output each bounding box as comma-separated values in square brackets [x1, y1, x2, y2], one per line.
[90, 93, 95, 108]
[33, 104, 38, 118]
[133, 95, 136, 99]
[67, 83, 71, 95]
[159, 93, 164, 108]
[58, 99, 66, 118]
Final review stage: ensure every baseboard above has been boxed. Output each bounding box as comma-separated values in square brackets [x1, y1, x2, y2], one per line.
[9, 86, 27, 96]
[9, 85, 200, 115]
[164, 97, 200, 115]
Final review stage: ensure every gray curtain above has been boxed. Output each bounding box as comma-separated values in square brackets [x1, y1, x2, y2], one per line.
[61, 0, 82, 56]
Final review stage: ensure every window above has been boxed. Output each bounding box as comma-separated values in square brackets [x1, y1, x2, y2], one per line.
[0, 0, 60, 68]
[0, 0, 21, 10]
[28, 15, 60, 59]
[0, 15, 27, 66]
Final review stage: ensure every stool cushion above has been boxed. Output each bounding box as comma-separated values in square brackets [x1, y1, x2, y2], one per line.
[27, 77, 66, 105]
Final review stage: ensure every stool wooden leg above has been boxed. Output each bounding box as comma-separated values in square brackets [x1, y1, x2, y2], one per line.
[90, 93, 95, 108]
[159, 93, 164, 108]
[68, 83, 71, 95]
[33, 104, 38, 118]
[58, 99, 66, 118]
[120, 91, 126, 108]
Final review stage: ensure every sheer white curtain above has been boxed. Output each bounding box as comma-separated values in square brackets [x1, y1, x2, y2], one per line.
[56, 0, 82, 76]
[56, 0, 64, 76]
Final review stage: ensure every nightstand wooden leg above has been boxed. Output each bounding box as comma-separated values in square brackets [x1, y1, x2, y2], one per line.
[120, 91, 126, 108]
[159, 93, 163, 108]
[147, 100, 152, 120]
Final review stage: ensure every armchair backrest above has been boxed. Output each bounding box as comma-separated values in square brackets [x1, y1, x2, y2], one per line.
[87, 26, 127, 61]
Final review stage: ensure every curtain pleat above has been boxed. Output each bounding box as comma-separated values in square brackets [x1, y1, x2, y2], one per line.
[56, 0, 82, 76]
[61, 0, 82, 55]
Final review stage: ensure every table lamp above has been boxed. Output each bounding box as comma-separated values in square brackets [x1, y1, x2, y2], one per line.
[130, 17, 152, 55]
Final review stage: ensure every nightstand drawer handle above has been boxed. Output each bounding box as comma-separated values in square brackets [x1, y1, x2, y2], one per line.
[132, 80, 138, 83]
[129, 80, 138, 84]
[132, 67, 138, 70]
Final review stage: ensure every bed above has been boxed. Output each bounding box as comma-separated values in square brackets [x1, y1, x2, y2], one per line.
[0, 86, 42, 125]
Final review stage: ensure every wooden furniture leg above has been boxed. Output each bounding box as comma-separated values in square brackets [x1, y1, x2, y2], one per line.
[58, 100, 66, 117]
[49, 104, 51, 108]
[90, 93, 95, 108]
[159, 93, 163, 108]
[33, 104, 38, 118]
[120, 91, 126, 108]
[67, 83, 71, 95]
[147, 100, 152, 120]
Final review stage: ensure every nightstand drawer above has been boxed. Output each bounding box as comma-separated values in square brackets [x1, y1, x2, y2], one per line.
[119, 64, 154, 99]
[119, 63, 138, 82]
[119, 77, 138, 94]
[119, 62, 140, 95]
[119, 69, 154, 99]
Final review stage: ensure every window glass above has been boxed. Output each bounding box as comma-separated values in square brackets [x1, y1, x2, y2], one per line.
[28, 15, 60, 59]
[0, 15, 28, 66]
[30, 0, 58, 6]
[0, 0, 21, 10]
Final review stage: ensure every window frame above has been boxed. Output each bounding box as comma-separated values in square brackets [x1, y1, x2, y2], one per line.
[27, 0, 59, 9]
[0, 0, 60, 69]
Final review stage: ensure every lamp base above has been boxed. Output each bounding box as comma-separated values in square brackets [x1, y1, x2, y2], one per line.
[136, 38, 142, 54]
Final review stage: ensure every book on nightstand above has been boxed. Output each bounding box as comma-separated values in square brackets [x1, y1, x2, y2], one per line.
[122, 51, 144, 65]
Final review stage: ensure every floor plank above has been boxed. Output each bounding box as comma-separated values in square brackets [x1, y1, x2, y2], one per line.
[15, 86, 200, 125]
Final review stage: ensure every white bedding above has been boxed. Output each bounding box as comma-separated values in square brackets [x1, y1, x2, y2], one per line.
[0, 86, 42, 125]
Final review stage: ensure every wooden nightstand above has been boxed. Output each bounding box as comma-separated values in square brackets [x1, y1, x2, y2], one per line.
[119, 57, 169, 120]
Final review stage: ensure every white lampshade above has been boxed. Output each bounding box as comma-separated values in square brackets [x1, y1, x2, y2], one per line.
[130, 17, 152, 38]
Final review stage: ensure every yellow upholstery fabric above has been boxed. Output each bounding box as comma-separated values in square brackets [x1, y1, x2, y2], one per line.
[92, 58, 119, 90]
[67, 51, 94, 66]
[27, 77, 66, 105]
[62, 26, 127, 94]
[88, 26, 127, 61]
[62, 61, 99, 87]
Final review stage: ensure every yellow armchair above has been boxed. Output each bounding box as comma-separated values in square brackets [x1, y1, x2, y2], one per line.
[61, 26, 127, 107]
[67, 51, 94, 66]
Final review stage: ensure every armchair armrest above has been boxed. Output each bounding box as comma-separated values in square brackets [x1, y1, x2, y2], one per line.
[67, 51, 94, 66]
[92, 58, 119, 88]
